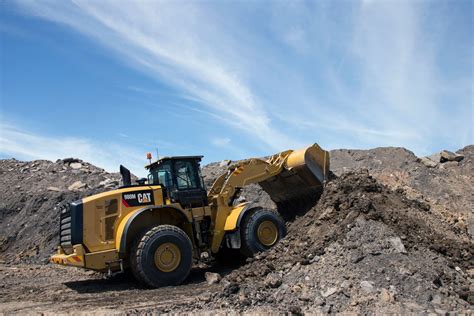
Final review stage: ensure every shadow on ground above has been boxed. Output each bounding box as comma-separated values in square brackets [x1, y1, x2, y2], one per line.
[64, 261, 242, 294]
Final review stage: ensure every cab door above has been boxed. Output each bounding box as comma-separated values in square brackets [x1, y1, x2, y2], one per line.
[172, 160, 208, 208]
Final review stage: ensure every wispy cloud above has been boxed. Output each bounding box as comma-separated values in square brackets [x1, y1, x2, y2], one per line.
[211, 137, 231, 147]
[10, 0, 473, 157]
[0, 120, 148, 176]
[349, 1, 472, 152]
[209, 136, 249, 158]
[12, 0, 299, 152]
[265, 1, 472, 154]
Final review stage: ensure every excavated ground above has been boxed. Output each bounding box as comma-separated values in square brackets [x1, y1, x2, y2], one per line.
[0, 146, 473, 314]
[0, 158, 122, 264]
[183, 170, 473, 314]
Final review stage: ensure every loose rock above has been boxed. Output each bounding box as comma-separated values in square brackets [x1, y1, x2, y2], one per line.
[419, 157, 437, 168]
[440, 150, 464, 163]
[321, 287, 338, 298]
[360, 281, 375, 293]
[389, 237, 407, 253]
[69, 162, 82, 169]
[1, 144, 473, 314]
[205, 272, 221, 285]
[264, 273, 282, 288]
[68, 181, 86, 191]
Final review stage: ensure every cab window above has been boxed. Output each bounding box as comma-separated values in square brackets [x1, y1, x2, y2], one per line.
[175, 161, 198, 189]
[149, 161, 174, 188]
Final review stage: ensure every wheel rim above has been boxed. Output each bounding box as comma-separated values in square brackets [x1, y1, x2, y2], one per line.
[257, 220, 279, 246]
[154, 242, 181, 272]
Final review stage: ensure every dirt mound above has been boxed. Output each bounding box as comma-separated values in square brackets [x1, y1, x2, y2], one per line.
[330, 146, 474, 238]
[190, 170, 473, 313]
[0, 158, 122, 263]
[203, 146, 474, 238]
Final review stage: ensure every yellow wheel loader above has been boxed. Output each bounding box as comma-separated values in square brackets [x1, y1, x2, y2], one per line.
[50, 144, 329, 287]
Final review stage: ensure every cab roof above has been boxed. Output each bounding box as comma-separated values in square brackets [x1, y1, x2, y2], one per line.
[145, 155, 203, 170]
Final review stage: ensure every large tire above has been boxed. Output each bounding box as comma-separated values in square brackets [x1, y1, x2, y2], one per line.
[130, 225, 192, 288]
[240, 209, 286, 257]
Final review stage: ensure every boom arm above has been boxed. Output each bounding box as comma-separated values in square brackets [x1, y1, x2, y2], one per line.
[208, 143, 330, 208]
[207, 144, 329, 253]
[208, 150, 292, 207]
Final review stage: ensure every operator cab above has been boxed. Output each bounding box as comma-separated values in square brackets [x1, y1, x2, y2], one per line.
[146, 156, 208, 208]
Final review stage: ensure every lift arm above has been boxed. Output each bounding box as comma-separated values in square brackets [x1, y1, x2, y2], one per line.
[208, 143, 329, 207]
[208, 150, 291, 205]
[208, 143, 330, 252]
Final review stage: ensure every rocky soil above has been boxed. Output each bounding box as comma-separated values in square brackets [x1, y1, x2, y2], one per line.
[189, 170, 473, 313]
[0, 158, 122, 263]
[202, 146, 474, 239]
[330, 146, 474, 238]
[0, 145, 472, 314]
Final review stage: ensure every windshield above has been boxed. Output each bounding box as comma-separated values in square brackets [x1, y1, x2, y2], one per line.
[148, 161, 174, 188]
[147, 159, 204, 190]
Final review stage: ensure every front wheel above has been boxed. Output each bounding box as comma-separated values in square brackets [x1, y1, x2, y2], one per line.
[130, 225, 193, 288]
[240, 209, 286, 257]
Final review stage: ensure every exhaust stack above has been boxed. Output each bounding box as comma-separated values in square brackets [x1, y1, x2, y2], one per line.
[120, 165, 131, 186]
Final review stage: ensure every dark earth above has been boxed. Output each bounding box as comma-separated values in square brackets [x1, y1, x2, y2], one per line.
[0, 146, 472, 314]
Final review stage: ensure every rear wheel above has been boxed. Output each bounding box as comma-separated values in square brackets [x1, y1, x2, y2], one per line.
[240, 209, 286, 257]
[130, 225, 192, 288]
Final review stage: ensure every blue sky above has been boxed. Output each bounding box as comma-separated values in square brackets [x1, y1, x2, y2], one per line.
[0, 0, 472, 177]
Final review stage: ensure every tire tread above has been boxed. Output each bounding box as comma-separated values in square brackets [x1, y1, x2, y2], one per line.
[130, 225, 192, 287]
[240, 209, 286, 257]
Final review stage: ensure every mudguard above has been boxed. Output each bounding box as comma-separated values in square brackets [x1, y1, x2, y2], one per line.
[222, 203, 263, 249]
[224, 202, 259, 231]
[116, 205, 191, 255]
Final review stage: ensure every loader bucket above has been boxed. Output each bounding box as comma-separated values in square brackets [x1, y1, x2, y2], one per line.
[259, 143, 330, 205]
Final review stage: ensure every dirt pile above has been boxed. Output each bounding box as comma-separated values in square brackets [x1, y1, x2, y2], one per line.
[0, 158, 122, 263]
[204, 146, 474, 238]
[330, 145, 474, 238]
[190, 170, 473, 313]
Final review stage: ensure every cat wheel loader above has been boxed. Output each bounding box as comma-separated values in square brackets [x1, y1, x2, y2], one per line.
[50, 144, 330, 287]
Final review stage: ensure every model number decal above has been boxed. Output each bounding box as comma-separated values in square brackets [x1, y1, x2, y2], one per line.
[122, 190, 154, 207]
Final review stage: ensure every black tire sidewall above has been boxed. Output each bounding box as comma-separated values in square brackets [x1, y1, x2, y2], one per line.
[244, 210, 286, 255]
[140, 228, 192, 287]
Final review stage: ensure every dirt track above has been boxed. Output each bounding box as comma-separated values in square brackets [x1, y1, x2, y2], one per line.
[0, 263, 232, 314]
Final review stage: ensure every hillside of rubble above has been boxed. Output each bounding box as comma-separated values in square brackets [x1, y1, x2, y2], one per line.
[0, 145, 472, 314]
[0, 158, 122, 263]
[187, 170, 473, 313]
[202, 146, 474, 239]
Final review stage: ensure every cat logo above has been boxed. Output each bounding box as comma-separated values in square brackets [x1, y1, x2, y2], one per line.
[137, 192, 151, 203]
[122, 190, 154, 207]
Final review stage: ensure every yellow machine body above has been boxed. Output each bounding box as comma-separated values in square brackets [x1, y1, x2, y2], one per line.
[51, 184, 206, 271]
[51, 144, 330, 272]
